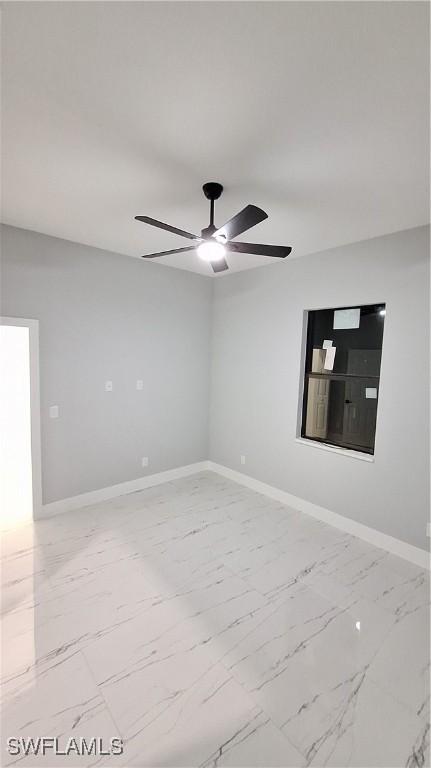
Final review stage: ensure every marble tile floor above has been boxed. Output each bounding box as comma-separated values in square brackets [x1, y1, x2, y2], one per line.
[1, 471, 429, 767]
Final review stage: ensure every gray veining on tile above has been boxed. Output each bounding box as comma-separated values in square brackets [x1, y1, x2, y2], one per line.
[1, 471, 429, 767]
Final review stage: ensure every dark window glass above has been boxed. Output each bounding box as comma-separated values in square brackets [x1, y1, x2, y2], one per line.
[301, 304, 385, 454]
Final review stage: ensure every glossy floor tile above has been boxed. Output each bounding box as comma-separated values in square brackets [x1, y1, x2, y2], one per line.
[1, 472, 429, 766]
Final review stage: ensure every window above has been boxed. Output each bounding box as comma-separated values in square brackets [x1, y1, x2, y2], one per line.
[301, 304, 385, 455]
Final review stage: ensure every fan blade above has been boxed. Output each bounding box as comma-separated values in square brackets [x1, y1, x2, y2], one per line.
[135, 216, 199, 241]
[141, 246, 196, 259]
[214, 205, 267, 241]
[211, 258, 229, 273]
[227, 241, 292, 258]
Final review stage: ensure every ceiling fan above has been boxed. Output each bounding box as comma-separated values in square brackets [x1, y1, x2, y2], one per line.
[135, 182, 292, 273]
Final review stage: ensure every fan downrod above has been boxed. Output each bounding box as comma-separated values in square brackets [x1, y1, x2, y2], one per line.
[202, 182, 223, 201]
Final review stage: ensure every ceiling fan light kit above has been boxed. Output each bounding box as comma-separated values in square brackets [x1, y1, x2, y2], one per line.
[135, 183, 292, 273]
[197, 240, 226, 263]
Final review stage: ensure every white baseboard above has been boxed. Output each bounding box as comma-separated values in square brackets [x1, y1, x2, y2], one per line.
[39, 461, 210, 519]
[207, 461, 430, 571]
[38, 458, 430, 571]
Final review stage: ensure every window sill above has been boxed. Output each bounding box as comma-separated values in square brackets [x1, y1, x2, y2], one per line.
[295, 437, 375, 463]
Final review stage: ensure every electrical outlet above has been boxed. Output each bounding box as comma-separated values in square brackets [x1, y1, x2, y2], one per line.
[49, 405, 59, 419]
[142, 457, 149, 468]
[136, 380, 144, 391]
[105, 380, 113, 391]
[427, 523, 431, 538]
[240, 455, 246, 465]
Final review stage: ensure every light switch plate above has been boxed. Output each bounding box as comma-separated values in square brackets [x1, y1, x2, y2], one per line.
[136, 380, 144, 391]
[240, 455, 246, 465]
[105, 381, 113, 391]
[427, 523, 431, 538]
[142, 457, 149, 468]
[49, 405, 59, 419]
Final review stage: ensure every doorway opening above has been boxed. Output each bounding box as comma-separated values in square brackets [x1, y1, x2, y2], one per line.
[0, 319, 42, 527]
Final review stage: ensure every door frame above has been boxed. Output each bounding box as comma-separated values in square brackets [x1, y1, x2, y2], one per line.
[1, 317, 42, 519]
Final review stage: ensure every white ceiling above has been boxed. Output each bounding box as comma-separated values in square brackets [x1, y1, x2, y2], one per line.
[2, 2, 429, 276]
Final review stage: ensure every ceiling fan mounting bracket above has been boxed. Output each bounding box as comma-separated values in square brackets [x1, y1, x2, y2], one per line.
[202, 182, 223, 201]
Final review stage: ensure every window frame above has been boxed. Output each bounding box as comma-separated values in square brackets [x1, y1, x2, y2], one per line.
[299, 303, 386, 457]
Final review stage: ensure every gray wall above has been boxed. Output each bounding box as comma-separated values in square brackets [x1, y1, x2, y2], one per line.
[2, 223, 429, 551]
[1, 225, 212, 505]
[209, 226, 430, 551]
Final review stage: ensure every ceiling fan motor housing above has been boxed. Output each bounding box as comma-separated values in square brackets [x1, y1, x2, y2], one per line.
[201, 224, 217, 239]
